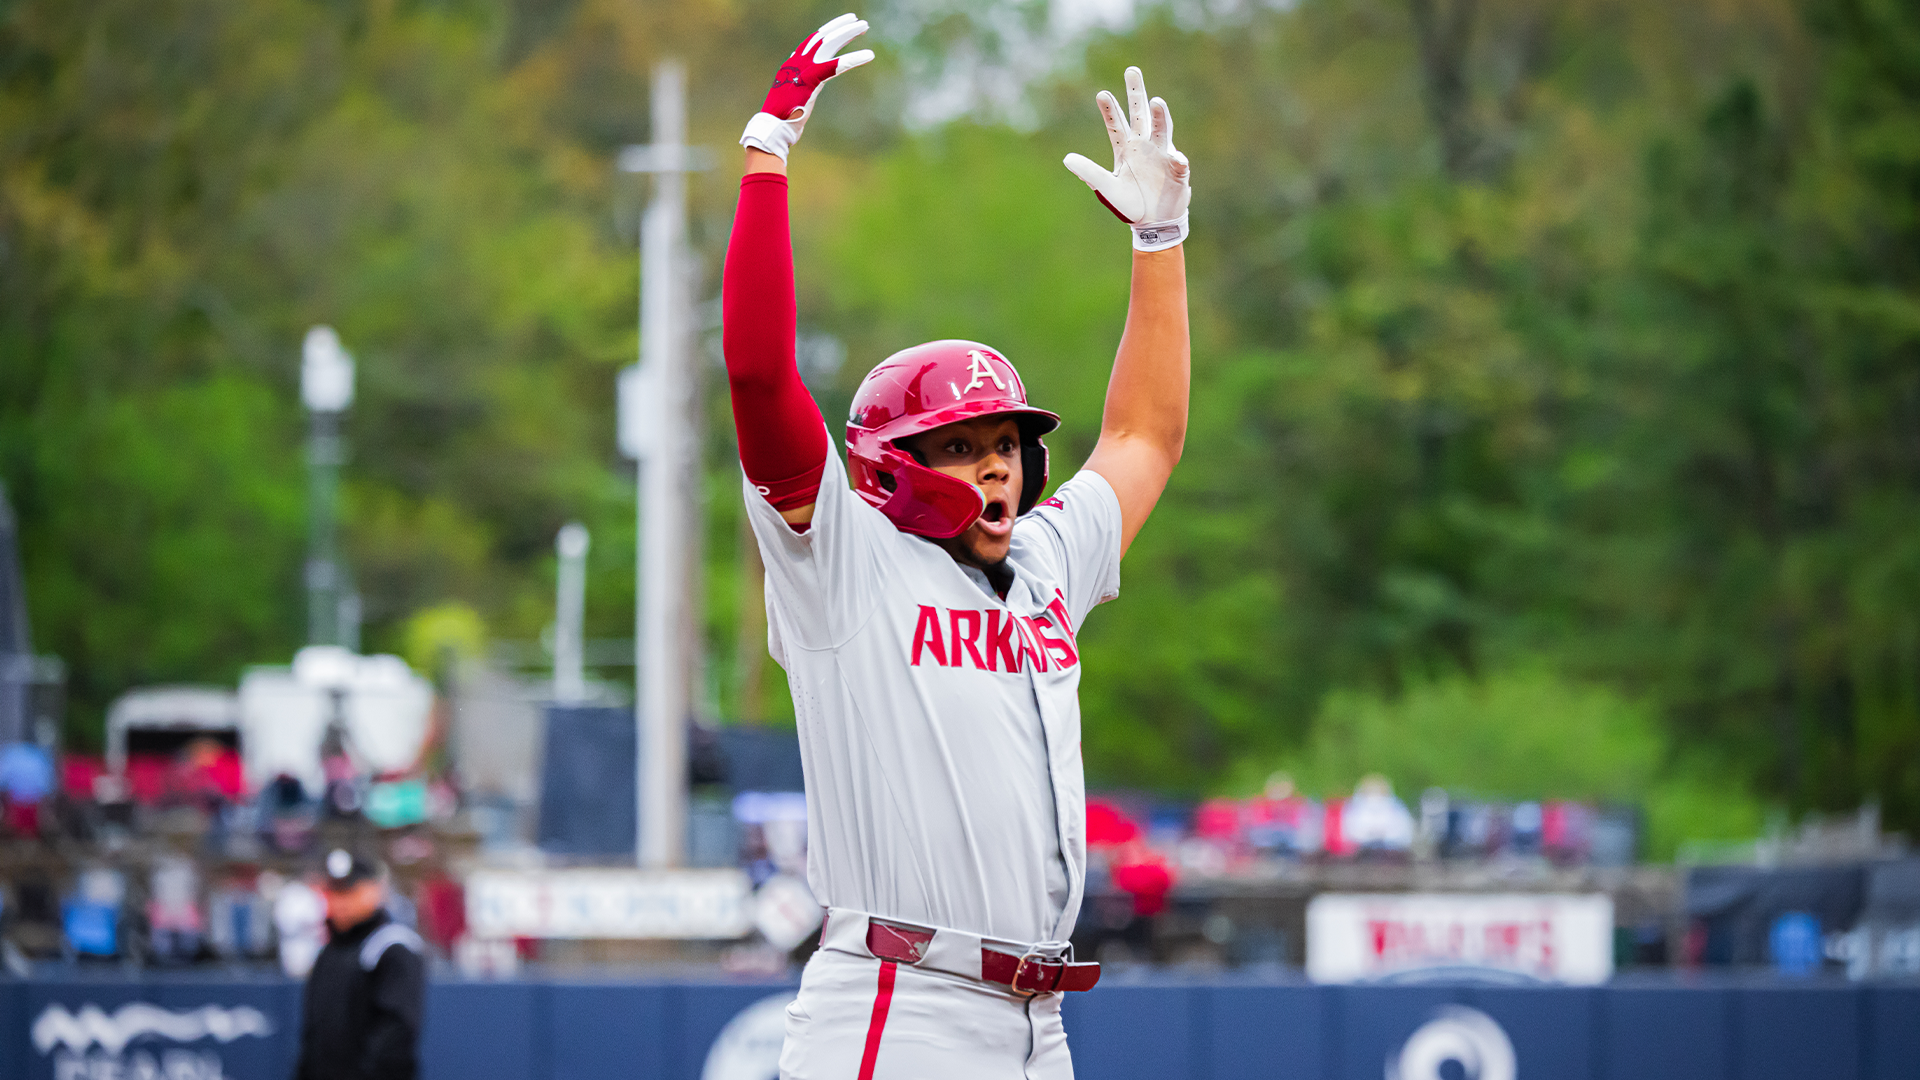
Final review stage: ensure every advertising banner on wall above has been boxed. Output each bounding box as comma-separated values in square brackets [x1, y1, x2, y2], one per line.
[1307, 892, 1614, 984]
[465, 868, 754, 939]
[19, 984, 298, 1080]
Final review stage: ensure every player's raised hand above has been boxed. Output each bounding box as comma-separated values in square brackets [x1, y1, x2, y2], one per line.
[1063, 66, 1191, 252]
[740, 13, 876, 163]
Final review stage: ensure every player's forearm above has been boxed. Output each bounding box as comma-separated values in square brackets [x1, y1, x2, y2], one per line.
[1099, 244, 1189, 465]
[721, 168, 827, 508]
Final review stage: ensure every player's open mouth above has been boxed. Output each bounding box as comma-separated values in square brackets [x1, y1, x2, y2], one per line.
[977, 497, 1013, 536]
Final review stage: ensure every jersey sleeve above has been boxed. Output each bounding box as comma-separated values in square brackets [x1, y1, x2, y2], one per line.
[1014, 469, 1123, 630]
[742, 436, 895, 653]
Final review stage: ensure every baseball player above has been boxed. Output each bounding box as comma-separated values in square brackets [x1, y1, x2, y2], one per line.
[722, 13, 1189, 1078]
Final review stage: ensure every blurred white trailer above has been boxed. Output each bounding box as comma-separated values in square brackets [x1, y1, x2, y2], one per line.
[238, 645, 432, 796]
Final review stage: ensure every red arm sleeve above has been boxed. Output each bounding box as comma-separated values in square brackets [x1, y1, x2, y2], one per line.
[722, 172, 828, 510]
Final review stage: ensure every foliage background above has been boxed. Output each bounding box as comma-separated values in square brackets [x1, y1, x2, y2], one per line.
[3, 0, 1916, 856]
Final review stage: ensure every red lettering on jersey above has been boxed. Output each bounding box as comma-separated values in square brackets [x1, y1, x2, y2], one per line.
[1014, 615, 1050, 672]
[910, 605, 947, 667]
[1030, 616, 1074, 668]
[984, 611, 1019, 672]
[1039, 595, 1080, 666]
[910, 601, 1081, 674]
[949, 609, 986, 669]
[1036, 595, 1082, 664]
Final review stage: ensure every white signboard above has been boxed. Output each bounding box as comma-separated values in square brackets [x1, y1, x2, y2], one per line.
[466, 869, 753, 940]
[1307, 893, 1614, 985]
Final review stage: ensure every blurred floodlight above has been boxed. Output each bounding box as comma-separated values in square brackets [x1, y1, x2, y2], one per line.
[302, 326, 355, 412]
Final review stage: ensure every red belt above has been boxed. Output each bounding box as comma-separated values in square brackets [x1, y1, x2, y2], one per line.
[865, 919, 1101, 995]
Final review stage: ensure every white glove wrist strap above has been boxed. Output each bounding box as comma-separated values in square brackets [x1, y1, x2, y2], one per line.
[1131, 212, 1188, 253]
[740, 112, 800, 162]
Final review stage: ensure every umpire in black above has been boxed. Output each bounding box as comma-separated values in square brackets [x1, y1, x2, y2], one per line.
[293, 849, 426, 1080]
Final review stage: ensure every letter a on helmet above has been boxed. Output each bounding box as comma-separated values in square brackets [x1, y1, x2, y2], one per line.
[846, 340, 1059, 538]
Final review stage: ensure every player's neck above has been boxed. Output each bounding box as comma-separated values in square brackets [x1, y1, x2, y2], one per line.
[936, 537, 1015, 599]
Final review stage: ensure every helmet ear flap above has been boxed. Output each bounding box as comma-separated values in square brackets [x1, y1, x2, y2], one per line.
[1017, 440, 1049, 516]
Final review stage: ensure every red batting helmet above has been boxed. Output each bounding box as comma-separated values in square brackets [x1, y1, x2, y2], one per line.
[846, 340, 1060, 539]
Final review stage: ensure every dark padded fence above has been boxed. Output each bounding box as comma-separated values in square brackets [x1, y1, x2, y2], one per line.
[4, 972, 1917, 1080]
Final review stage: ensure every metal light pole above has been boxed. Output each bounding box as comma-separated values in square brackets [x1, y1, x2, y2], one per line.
[553, 523, 590, 704]
[617, 61, 711, 868]
[302, 326, 355, 648]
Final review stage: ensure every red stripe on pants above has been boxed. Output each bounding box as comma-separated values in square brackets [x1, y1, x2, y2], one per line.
[856, 959, 898, 1080]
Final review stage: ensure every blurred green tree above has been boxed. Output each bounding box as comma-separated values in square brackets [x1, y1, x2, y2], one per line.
[3, 0, 1917, 854]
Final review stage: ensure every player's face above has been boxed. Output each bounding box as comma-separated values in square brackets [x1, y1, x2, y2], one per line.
[905, 416, 1025, 566]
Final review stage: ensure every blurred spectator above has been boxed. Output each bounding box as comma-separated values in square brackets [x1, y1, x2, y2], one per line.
[1185, 798, 1243, 876]
[0, 741, 52, 835]
[1509, 801, 1544, 856]
[1321, 797, 1351, 857]
[174, 736, 242, 805]
[1342, 774, 1414, 853]
[208, 871, 274, 961]
[1543, 801, 1594, 863]
[1443, 800, 1496, 858]
[273, 873, 328, 978]
[261, 773, 318, 854]
[321, 723, 362, 818]
[1191, 798, 1241, 845]
[147, 857, 205, 964]
[1245, 772, 1321, 857]
[414, 875, 465, 955]
[62, 867, 125, 960]
[1415, 787, 1449, 858]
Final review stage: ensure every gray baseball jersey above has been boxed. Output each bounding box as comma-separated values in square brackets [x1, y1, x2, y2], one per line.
[744, 445, 1122, 946]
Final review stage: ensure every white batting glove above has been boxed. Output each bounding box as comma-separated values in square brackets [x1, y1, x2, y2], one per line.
[1063, 66, 1191, 252]
[740, 13, 875, 163]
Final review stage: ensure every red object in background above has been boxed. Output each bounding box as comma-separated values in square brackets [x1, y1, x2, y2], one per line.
[2, 799, 39, 835]
[63, 755, 107, 799]
[181, 747, 245, 800]
[1085, 800, 1141, 847]
[1191, 798, 1242, 841]
[1088, 798, 1174, 916]
[416, 875, 467, 952]
[1542, 801, 1592, 860]
[1322, 797, 1353, 857]
[1110, 855, 1174, 917]
[125, 755, 172, 803]
[122, 748, 246, 805]
[1246, 793, 1311, 833]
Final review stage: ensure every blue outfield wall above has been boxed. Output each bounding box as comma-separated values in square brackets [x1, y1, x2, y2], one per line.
[3, 972, 1918, 1080]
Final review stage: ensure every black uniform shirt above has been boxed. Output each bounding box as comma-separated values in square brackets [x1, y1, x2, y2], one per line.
[294, 909, 426, 1080]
